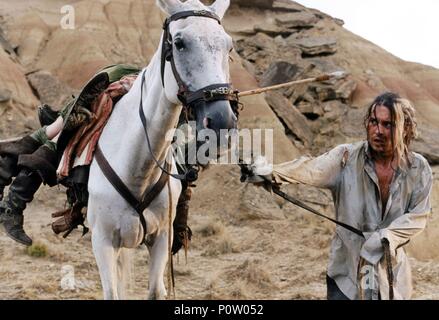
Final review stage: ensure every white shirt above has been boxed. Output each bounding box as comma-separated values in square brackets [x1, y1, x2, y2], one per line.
[272, 141, 433, 299]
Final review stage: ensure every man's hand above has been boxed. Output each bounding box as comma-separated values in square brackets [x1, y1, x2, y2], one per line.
[239, 156, 277, 192]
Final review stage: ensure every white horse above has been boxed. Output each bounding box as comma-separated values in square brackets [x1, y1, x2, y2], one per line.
[87, 0, 236, 300]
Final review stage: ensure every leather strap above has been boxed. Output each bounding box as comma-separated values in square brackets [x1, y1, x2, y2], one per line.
[272, 187, 365, 238]
[138, 159, 172, 213]
[95, 144, 171, 244]
[382, 238, 394, 300]
[138, 70, 188, 181]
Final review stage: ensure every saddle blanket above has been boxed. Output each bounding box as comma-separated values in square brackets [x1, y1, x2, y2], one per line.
[57, 74, 138, 178]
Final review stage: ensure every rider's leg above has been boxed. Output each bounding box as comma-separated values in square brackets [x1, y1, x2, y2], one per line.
[45, 116, 64, 139]
[51, 167, 89, 236]
[0, 167, 42, 246]
[0, 125, 53, 201]
[0, 140, 59, 246]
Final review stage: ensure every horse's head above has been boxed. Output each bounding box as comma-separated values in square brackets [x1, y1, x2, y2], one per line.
[157, 0, 237, 160]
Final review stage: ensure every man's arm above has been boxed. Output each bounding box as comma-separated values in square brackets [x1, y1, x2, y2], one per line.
[272, 144, 351, 190]
[360, 158, 433, 264]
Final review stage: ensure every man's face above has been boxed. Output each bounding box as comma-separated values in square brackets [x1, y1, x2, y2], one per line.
[367, 105, 394, 156]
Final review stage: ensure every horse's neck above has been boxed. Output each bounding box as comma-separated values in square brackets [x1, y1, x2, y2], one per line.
[98, 52, 180, 193]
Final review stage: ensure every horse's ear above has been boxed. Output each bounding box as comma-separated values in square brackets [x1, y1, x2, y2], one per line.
[156, 0, 183, 15]
[209, 0, 230, 20]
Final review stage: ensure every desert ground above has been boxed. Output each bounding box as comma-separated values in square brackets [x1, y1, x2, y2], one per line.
[1, 0, 439, 300]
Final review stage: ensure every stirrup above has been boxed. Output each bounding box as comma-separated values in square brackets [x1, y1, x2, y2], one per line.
[51, 203, 89, 238]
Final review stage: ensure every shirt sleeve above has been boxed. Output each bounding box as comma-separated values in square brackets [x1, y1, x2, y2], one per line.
[272, 144, 351, 190]
[360, 158, 433, 264]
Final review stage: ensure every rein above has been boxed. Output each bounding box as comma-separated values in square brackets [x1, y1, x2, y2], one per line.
[138, 69, 189, 181]
[239, 163, 364, 238]
[272, 186, 364, 238]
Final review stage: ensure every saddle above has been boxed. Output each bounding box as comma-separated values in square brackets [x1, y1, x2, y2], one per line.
[49, 64, 140, 237]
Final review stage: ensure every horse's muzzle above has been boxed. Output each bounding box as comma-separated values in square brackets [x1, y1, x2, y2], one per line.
[194, 100, 237, 133]
[192, 100, 237, 161]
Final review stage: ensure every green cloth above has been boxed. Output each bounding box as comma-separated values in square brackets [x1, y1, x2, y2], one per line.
[58, 64, 140, 119]
[98, 64, 141, 83]
[30, 126, 57, 152]
[30, 126, 48, 145]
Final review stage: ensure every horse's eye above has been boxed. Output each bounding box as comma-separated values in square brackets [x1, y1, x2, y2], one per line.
[174, 38, 185, 51]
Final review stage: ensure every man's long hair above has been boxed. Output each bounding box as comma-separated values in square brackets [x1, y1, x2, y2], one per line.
[364, 92, 418, 168]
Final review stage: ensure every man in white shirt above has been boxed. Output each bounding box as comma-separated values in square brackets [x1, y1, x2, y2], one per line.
[250, 92, 433, 299]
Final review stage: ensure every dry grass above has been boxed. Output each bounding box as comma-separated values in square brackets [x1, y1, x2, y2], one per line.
[197, 220, 225, 237]
[201, 231, 239, 257]
[227, 259, 274, 290]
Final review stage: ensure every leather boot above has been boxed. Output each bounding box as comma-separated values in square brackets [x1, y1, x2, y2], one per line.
[0, 154, 19, 202]
[171, 185, 193, 255]
[51, 181, 89, 238]
[0, 135, 42, 159]
[0, 168, 42, 246]
[51, 202, 88, 238]
[0, 135, 42, 202]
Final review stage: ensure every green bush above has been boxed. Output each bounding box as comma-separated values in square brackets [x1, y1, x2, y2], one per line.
[26, 243, 48, 258]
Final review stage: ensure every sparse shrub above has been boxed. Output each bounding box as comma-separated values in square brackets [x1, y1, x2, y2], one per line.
[202, 232, 237, 257]
[198, 220, 225, 237]
[233, 260, 273, 289]
[26, 243, 48, 258]
[217, 233, 236, 254]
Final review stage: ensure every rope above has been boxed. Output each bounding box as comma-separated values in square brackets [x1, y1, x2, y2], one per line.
[382, 238, 394, 300]
[357, 257, 366, 300]
[237, 71, 346, 97]
[167, 177, 176, 300]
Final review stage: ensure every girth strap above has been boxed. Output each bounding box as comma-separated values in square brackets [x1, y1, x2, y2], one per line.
[94, 144, 171, 244]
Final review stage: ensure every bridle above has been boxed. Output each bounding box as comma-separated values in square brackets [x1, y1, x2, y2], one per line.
[160, 10, 239, 110]
[96, 10, 241, 245]
[139, 9, 240, 182]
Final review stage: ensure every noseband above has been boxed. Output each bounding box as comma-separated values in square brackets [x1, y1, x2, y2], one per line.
[160, 10, 239, 113]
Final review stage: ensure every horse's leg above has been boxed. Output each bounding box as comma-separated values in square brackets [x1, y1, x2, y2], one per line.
[116, 247, 132, 299]
[146, 176, 180, 300]
[92, 228, 120, 300]
[147, 229, 171, 300]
